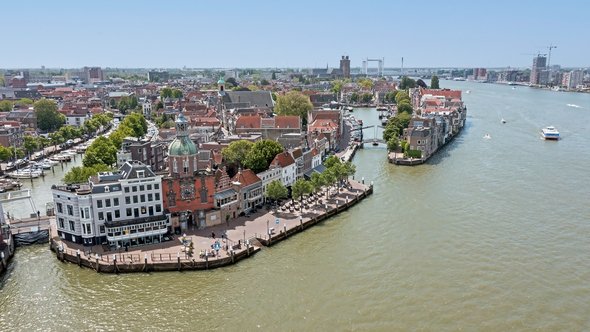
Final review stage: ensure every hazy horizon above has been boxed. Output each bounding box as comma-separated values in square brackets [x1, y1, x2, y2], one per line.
[3, 0, 589, 69]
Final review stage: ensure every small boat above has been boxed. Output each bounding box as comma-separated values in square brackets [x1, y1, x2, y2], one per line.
[541, 126, 560, 140]
[346, 106, 354, 112]
[372, 141, 379, 146]
[483, 134, 491, 139]
[43, 159, 59, 166]
[8, 168, 43, 179]
[512, 86, 516, 90]
[501, 118, 506, 124]
[465, 90, 471, 94]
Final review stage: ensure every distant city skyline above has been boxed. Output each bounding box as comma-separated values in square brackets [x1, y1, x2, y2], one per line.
[3, 0, 590, 69]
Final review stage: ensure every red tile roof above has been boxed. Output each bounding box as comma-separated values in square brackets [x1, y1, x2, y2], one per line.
[236, 115, 261, 129]
[231, 169, 261, 187]
[271, 151, 295, 167]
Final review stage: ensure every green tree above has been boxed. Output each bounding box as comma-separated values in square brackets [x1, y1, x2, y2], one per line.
[291, 178, 312, 203]
[361, 93, 373, 103]
[49, 132, 64, 149]
[243, 139, 284, 173]
[63, 164, 111, 184]
[310, 172, 326, 194]
[397, 102, 413, 114]
[260, 79, 270, 86]
[121, 112, 148, 137]
[17, 98, 34, 105]
[399, 76, 416, 90]
[225, 77, 238, 88]
[34, 99, 64, 131]
[274, 91, 313, 126]
[430, 75, 440, 89]
[171, 89, 183, 99]
[265, 180, 288, 205]
[221, 140, 253, 167]
[0, 100, 12, 112]
[384, 91, 398, 103]
[395, 91, 410, 104]
[160, 87, 173, 99]
[23, 135, 39, 157]
[387, 137, 399, 151]
[11, 147, 25, 159]
[349, 92, 359, 103]
[109, 98, 117, 108]
[36, 136, 51, 154]
[0, 145, 12, 161]
[331, 80, 344, 99]
[324, 155, 342, 169]
[358, 78, 374, 90]
[83, 136, 117, 167]
[109, 125, 134, 149]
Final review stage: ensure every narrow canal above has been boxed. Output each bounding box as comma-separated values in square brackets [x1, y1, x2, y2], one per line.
[1, 81, 590, 331]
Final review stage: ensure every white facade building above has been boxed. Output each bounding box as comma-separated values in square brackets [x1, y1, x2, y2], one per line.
[52, 161, 170, 248]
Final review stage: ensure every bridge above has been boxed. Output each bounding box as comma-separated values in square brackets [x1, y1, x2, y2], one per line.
[351, 125, 387, 146]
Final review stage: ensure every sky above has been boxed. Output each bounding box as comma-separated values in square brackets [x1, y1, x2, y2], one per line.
[2, 0, 589, 69]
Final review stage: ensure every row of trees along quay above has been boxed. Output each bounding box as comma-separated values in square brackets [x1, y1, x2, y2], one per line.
[265, 155, 356, 208]
[381, 75, 440, 158]
[63, 112, 148, 183]
[0, 99, 112, 163]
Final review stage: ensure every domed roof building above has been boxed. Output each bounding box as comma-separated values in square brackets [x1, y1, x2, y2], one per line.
[168, 113, 198, 177]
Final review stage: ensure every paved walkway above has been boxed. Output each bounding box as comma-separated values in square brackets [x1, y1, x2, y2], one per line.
[53, 180, 371, 266]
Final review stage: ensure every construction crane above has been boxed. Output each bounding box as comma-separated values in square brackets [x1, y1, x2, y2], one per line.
[547, 44, 557, 68]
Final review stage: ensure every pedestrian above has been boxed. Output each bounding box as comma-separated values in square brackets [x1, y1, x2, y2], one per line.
[37, 210, 40, 219]
[6, 212, 9, 220]
[211, 232, 215, 239]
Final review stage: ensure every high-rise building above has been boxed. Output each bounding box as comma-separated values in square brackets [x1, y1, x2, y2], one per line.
[83, 67, 103, 83]
[562, 70, 584, 89]
[148, 70, 169, 82]
[530, 56, 547, 85]
[340, 56, 351, 78]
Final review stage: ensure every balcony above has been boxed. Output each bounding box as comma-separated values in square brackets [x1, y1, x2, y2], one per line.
[104, 214, 168, 228]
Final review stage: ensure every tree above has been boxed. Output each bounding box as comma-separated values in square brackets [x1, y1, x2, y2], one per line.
[310, 172, 326, 194]
[397, 102, 413, 114]
[260, 79, 270, 86]
[358, 78, 374, 90]
[243, 139, 284, 173]
[331, 80, 344, 99]
[222, 140, 253, 167]
[291, 179, 312, 203]
[416, 79, 428, 89]
[324, 155, 342, 169]
[361, 93, 373, 103]
[274, 91, 313, 126]
[109, 125, 134, 149]
[0, 100, 12, 112]
[160, 87, 173, 99]
[399, 76, 416, 90]
[384, 91, 398, 104]
[172, 89, 183, 99]
[121, 112, 148, 137]
[225, 77, 238, 88]
[36, 136, 51, 154]
[63, 164, 111, 184]
[49, 132, 64, 149]
[23, 135, 38, 157]
[17, 98, 34, 105]
[387, 136, 399, 151]
[349, 92, 359, 103]
[34, 99, 64, 132]
[395, 91, 410, 104]
[266, 180, 288, 205]
[0, 145, 12, 161]
[430, 75, 440, 89]
[83, 136, 117, 167]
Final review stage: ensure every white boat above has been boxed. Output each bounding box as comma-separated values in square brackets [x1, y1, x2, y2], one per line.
[43, 158, 59, 166]
[501, 118, 506, 124]
[483, 134, 491, 139]
[8, 168, 43, 179]
[465, 90, 471, 94]
[541, 126, 560, 140]
[346, 106, 354, 112]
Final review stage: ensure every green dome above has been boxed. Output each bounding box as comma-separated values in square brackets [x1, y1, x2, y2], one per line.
[168, 136, 197, 156]
[217, 78, 225, 85]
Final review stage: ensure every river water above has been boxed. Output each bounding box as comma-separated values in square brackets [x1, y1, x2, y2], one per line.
[1, 82, 589, 331]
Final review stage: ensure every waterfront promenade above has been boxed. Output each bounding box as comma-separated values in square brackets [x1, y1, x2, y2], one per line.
[50, 180, 373, 273]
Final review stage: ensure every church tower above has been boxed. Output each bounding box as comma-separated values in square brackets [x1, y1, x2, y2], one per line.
[167, 113, 198, 178]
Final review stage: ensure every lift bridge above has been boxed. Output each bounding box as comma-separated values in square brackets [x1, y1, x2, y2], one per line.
[351, 124, 386, 146]
[0, 189, 38, 223]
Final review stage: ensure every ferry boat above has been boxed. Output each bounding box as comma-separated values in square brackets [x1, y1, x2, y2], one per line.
[541, 126, 559, 140]
[501, 118, 506, 124]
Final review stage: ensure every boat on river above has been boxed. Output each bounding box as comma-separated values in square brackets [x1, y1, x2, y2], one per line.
[541, 126, 560, 140]
[8, 168, 43, 179]
[501, 118, 506, 124]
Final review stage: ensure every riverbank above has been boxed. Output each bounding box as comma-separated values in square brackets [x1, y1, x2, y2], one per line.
[0, 233, 15, 275]
[49, 180, 373, 273]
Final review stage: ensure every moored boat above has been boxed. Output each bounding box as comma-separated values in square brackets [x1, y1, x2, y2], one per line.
[541, 126, 560, 140]
[8, 168, 43, 179]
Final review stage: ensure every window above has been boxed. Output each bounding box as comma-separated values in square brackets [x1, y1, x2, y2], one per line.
[105, 199, 111, 207]
[83, 223, 91, 235]
[155, 193, 160, 201]
[114, 198, 119, 206]
[124, 187, 130, 193]
[154, 184, 159, 190]
[132, 186, 137, 192]
[147, 184, 152, 190]
[155, 204, 161, 213]
[97, 200, 103, 208]
[57, 202, 63, 213]
[139, 185, 145, 191]
[58, 218, 64, 229]
[148, 206, 154, 216]
[148, 193, 153, 201]
[99, 225, 105, 234]
[69, 220, 75, 231]
[126, 208, 132, 217]
[140, 195, 145, 203]
[125, 197, 131, 204]
[115, 210, 120, 218]
[106, 212, 112, 221]
[67, 205, 74, 216]
[133, 196, 138, 204]
[98, 212, 104, 220]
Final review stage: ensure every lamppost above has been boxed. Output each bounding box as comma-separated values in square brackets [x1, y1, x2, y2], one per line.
[266, 219, 269, 237]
